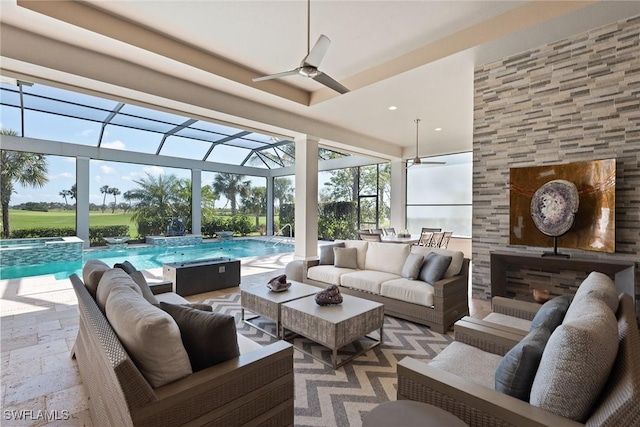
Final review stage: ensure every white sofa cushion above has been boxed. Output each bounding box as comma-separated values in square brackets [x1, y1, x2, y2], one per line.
[380, 278, 434, 307]
[530, 298, 619, 422]
[96, 268, 143, 312]
[341, 270, 400, 294]
[364, 242, 410, 276]
[343, 240, 369, 270]
[410, 247, 464, 278]
[82, 259, 110, 298]
[307, 265, 356, 285]
[429, 341, 502, 390]
[106, 286, 192, 388]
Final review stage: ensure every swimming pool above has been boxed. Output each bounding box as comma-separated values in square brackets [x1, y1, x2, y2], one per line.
[0, 239, 293, 280]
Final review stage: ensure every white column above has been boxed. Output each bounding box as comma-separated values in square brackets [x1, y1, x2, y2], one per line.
[191, 169, 201, 236]
[266, 175, 274, 236]
[294, 136, 318, 260]
[76, 157, 90, 248]
[390, 160, 407, 231]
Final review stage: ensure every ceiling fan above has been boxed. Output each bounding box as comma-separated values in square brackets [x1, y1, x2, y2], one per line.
[407, 119, 445, 168]
[252, 0, 349, 94]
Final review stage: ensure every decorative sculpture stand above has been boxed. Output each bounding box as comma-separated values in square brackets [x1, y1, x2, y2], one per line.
[530, 179, 579, 258]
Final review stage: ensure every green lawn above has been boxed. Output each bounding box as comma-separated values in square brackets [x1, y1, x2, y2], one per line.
[9, 209, 136, 235]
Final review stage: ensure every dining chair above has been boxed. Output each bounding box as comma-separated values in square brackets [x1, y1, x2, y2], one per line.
[429, 231, 445, 247]
[421, 227, 442, 233]
[439, 231, 453, 248]
[359, 232, 383, 242]
[383, 227, 396, 236]
[417, 231, 434, 246]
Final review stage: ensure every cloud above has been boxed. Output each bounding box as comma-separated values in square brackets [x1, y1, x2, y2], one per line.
[102, 140, 126, 150]
[78, 129, 93, 138]
[95, 175, 102, 183]
[55, 172, 74, 179]
[122, 172, 142, 181]
[100, 165, 116, 174]
[144, 165, 165, 176]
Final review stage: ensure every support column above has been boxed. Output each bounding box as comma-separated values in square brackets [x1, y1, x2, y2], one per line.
[390, 160, 407, 231]
[294, 136, 318, 260]
[191, 169, 201, 235]
[76, 157, 90, 248]
[266, 175, 274, 236]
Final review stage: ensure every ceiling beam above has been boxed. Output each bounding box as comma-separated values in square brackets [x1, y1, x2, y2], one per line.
[17, 0, 311, 106]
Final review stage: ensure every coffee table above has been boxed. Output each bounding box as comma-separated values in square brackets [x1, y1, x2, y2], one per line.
[240, 281, 319, 339]
[280, 294, 384, 369]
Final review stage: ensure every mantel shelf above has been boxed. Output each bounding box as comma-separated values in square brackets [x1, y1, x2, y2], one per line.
[490, 250, 636, 300]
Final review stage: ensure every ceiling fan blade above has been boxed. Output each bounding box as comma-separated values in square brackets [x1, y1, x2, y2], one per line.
[252, 69, 299, 82]
[312, 72, 350, 94]
[302, 34, 331, 68]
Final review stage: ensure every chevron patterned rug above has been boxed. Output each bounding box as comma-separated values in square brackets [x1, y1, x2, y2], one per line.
[201, 292, 453, 427]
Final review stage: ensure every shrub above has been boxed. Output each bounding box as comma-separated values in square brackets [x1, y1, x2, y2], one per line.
[229, 215, 253, 236]
[202, 216, 230, 237]
[9, 227, 76, 238]
[279, 203, 295, 237]
[89, 225, 130, 245]
[318, 201, 357, 240]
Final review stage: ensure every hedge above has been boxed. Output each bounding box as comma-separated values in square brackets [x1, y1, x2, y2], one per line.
[9, 225, 130, 246]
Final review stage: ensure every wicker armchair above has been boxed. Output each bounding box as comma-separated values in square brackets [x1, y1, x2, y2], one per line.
[397, 293, 640, 427]
[70, 274, 294, 426]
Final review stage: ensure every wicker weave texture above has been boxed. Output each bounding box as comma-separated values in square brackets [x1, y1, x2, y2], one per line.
[69, 272, 295, 427]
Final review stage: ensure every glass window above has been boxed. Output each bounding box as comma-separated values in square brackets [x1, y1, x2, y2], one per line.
[24, 110, 103, 146]
[207, 144, 251, 165]
[406, 151, 472, 237]
[160, 135, 212, 160]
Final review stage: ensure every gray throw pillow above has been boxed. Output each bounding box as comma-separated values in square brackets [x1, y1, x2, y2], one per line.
[530, 295, 571, 332]
[128, 270, 160, 305]
[160, 302, 240, 372]
[319, 243, 345, 265]
[401, 253, 424, 280]
[113, 261, 137, 274]
[495, 326, 551, 401]
[334, 247, 358, 269]
[418, 252, 452, 284]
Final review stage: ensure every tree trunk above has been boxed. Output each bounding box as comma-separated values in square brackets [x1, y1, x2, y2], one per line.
[1, 201, 9, 238]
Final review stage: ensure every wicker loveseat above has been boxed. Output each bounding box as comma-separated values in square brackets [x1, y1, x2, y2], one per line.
[69, 268, 294, 426]
[397, 287, 640, 427]
[286, 240, 470, 333]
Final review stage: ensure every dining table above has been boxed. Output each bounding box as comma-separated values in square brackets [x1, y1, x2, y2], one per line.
[380, 234, 420, 244]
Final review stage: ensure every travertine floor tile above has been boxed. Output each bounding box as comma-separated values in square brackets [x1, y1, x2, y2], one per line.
[9, 339, 69, 363]
[4, 365, 81, 406]
[1, 395, 48, 427]
[1, 333, 39, 353]
[46, 384, 89, 418]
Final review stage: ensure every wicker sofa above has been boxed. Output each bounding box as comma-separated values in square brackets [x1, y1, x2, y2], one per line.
[69, 266, 294, 426]
[286, 240, 470, 333]
[397, 278, 640, 427]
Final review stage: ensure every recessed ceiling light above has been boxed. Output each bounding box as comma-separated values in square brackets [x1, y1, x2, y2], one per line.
[434, 127, 442, 131]
[388, 106, 398, 111]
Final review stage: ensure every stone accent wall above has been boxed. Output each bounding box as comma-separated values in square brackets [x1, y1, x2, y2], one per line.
[473, 16, 640, 317]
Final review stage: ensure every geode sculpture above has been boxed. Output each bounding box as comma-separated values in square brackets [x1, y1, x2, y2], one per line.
[315, 284, 343, 306]
[530, 179, 579, 237]
[267, 274, 291, 292]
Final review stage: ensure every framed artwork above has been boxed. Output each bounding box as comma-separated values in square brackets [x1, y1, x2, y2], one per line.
[509, 159, 616, 253]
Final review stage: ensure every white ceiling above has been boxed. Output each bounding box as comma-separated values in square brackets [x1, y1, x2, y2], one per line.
[2, 1, 640, 161]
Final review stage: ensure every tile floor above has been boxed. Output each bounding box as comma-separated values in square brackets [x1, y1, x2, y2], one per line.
[0, 253, 489, 426]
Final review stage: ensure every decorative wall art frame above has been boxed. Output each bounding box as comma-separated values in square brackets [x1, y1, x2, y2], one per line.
[509, 159, 616, 254]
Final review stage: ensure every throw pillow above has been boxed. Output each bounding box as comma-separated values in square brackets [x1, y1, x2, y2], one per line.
[418, 252, 452, 284]
[529, 295, 571, 332]
[96, 268, 143, 312]
[564, 272, 618, 322]
[319, 243, 345, 265]
[529, 299, 619, 422]
[128, 270, 160, 305]
[106, 286, 192, 387]
[334, 247, 358, 269]
[401, 253, 424, 280]
[82, 259, 110, 298]
[160, 302, 240, 372]
[184, 303, 213, 312]
[495, 326, 551, 401]
[113, 261, 137, 274]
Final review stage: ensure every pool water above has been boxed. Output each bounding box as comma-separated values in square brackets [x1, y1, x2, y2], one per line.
[0, 239, 293, 280]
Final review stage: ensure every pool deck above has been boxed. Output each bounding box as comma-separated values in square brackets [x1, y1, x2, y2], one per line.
[0, 251, 295, 426]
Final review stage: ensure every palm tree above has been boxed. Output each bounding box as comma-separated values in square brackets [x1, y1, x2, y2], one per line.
[0, 129, 49, 237]
[241, 186, 266, 229]
[274, 177, 294, 213]
[59, 189, 72, 208]
[69, 184, 77, 203]
[128, 173, 179, 236]
[109, 187, 121, 213]
[100, 185, 110, 213]
[123, 190, 135, 213]
[212, 173, 251, 216]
